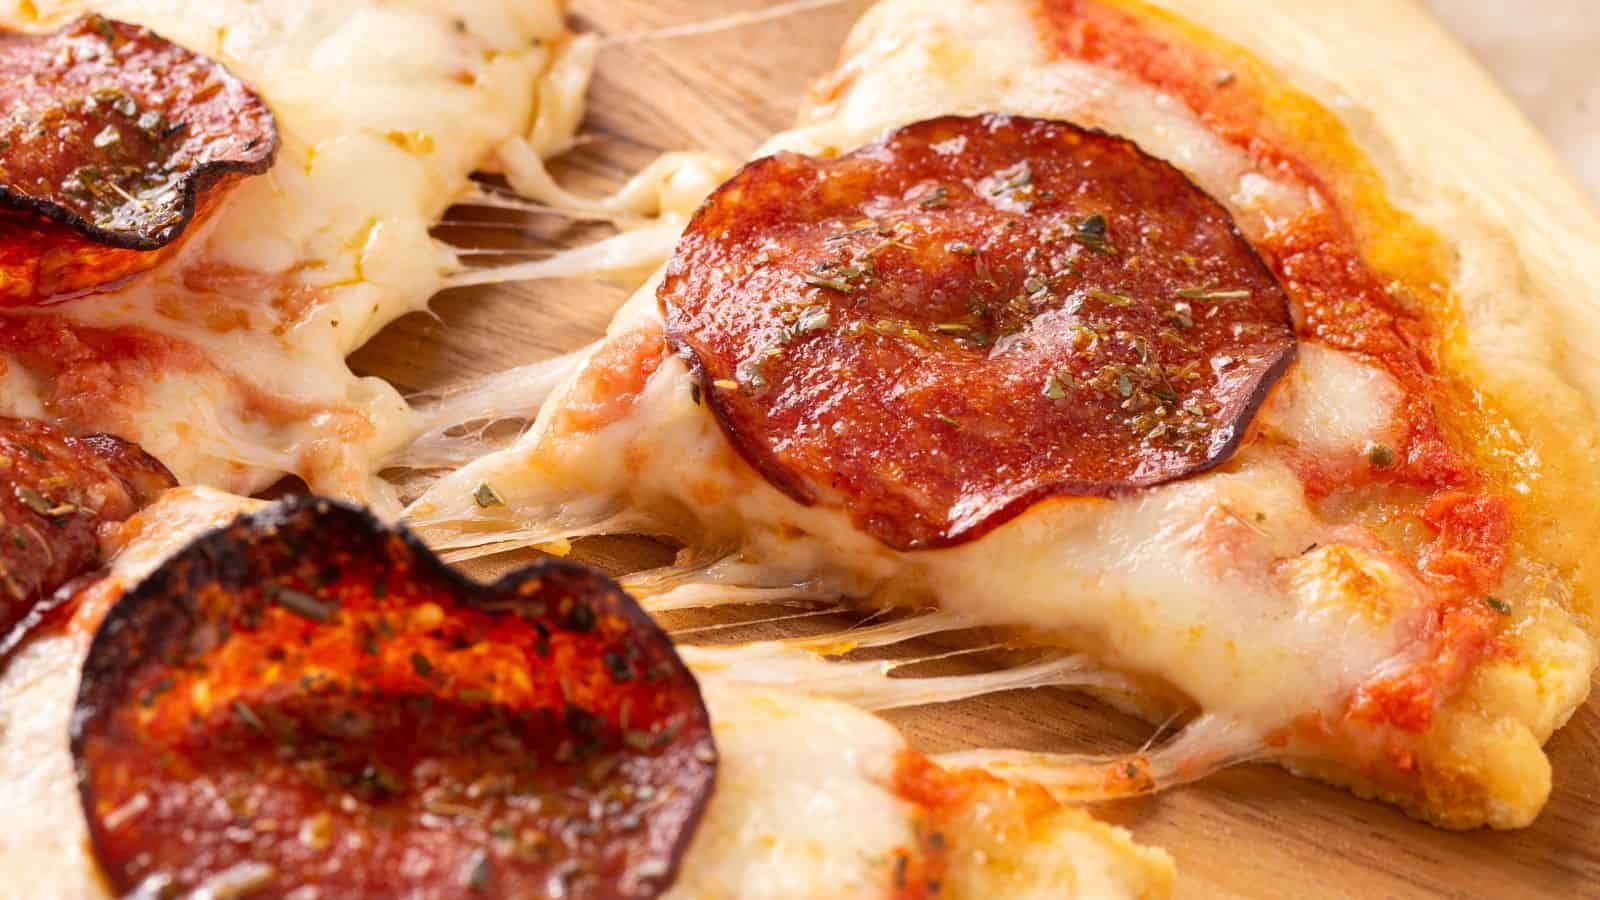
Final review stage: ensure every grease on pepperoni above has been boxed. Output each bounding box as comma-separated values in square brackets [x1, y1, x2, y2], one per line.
[662, 115, 1296, 550]
[73, 497, 714, 899]
[0, 416, 173, 658]
[0, 14, 278, 304]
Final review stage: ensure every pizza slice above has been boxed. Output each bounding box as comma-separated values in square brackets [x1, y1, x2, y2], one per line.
[0, 1, 621, 509]
[406, 0, 1600, 829]
[0, 488, 1172, 899]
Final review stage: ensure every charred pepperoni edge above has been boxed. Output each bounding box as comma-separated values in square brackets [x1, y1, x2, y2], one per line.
[0, 417, 174, 664]
[72, 496, 715, 899]
[0, 14, 278, 251]
[0, 568, 102, 663]
[663, 114, 1296, 550]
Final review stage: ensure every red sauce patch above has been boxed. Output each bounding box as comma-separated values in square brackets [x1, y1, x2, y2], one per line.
[889, 750, 1078, 899]
[0, 417, 172, 657]
[73, 497, 714, 899]
[558, 328, 667, 434]
[1034, 1, 1311, 190]
[1346, 498, 1509, 734]
[663, 115, 1296, 550]
[0, 313, 209, 431]
[1348, 599, 1500, 734]
[1387, 396, 1472, 492]
[1417, 492, 1510, 595]
[889, 752, 969, 900]
[0, 14, 278, 303]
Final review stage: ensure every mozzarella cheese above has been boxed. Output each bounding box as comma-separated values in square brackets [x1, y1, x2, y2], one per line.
[1259, 343, 1402, 460]
[0, 0, 577, 511]
[405, 0, 1598, 829]
[666, 680, 919, 900]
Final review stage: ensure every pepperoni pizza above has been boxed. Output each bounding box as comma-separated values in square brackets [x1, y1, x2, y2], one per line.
[4, 0, 1599, 896]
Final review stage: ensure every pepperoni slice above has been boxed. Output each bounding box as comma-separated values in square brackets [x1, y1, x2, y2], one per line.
[0, 14, 278, 304]
[662, 114, 1296, 550]
[73, 497, 715, 899]
[0, 417, 173, 658]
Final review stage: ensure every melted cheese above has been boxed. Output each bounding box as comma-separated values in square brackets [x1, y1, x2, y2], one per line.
[1259, 343, 1402, 459]
[791, 0, 1308, 244]
[405, 0, 1598, 829]
[666, 680, 918, 900]
[408, 0, 1422, 731]
[0, 0, 576, 510]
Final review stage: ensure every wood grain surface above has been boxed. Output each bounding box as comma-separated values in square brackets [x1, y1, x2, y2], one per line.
[349, 2, 1600, 897]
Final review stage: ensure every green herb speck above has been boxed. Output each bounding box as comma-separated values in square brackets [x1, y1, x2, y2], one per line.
[272, 586, 335, 623]
[1365, 442, 1397, 469]
[15, 486, 52, 516]
[1073, 214, 1113, 254]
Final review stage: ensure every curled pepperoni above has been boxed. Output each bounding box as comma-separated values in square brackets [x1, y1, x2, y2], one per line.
[662, 114, 1296, 550]
[0, 416, 173, 657]
[73, 497, 714, 899]
[0, 14, 278, 304]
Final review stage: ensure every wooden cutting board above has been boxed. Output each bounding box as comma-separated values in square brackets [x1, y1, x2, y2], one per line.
[350, 2, 1600, 896]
